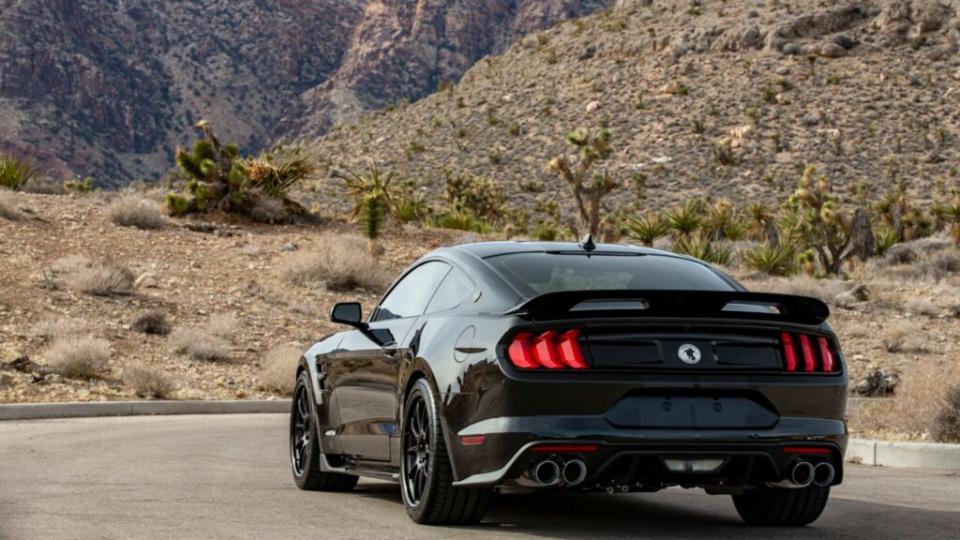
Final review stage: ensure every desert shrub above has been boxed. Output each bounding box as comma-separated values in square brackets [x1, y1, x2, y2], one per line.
[339, 163, 400, 253]
[932, 252, 960, 274]
[743, 243, 796, 276]
[879, 244, 918, 266]
[881, 322, 929, 353]
[443, 171, 505, 224]
[932, 197, 960, 247]
[205, 314, 238, 341]
[125, 365, 176, 398]
[66, 260, 135, 296]
[107, 193, 168, 229]
[664, 199, 705, 238]
[626, 214, 669, 246]
[64, 176, 94, 193]
[392, 192, 430, 223]
[43, 337, 111, 379]
[0, 154, 38, 191]
[549, 128, 617, 237]
[931, 385, 960, 443]
[260, 343, 302, 396]
[778, 166, 859, 276]
[32, 318, 87, 343]
[760, 275, 848, 304]
[280, 235, 391, 292]
[166, 121, 313, 220]
[169, 328, 231, 361]
[673, 234, 733, 266]
[875, 186, 934, 242]
[132, 310, 172, 336]
[874, 227, 899, 256]
[433, 207, 491, 233]
[0, 189, 24, 221]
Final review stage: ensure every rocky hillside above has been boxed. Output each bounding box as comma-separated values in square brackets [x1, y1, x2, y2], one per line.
[0, 0, 610, 186]
[304, 0, 960, 220]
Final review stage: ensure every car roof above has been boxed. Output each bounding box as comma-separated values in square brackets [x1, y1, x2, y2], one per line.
[447, 240, 684, 259]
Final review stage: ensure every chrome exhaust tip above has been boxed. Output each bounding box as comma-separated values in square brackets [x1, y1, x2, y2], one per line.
[813, 462, 835, 487]
[791, 461, 815, 488]
[561, 459, 587, 486]
[531, 459, 561, 486]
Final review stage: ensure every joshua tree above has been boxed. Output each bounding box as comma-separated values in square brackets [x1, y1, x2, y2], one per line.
[780, 166, 857, 276]
[549, 128, 617, 237]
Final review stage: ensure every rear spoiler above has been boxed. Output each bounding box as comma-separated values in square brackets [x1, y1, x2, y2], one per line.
[506, 290, 829, 325]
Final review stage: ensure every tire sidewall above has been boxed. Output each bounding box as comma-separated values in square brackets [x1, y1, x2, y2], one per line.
[290, 371, 317, 488]
[400, 379, 440, 521]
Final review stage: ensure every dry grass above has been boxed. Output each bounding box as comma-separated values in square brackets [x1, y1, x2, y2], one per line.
[124, 365, 177, 398]
[0, 189, 24, 221]
[753, 275, 849, 304]
[66, 260, 135, 296]
[932, 385, 960, 443]
[851, 360, 960, 440]
[169, 328, 232, 361]
[204, 314, 238, 341]
[132, 310, 172, 336]
[880, 322, 929, 354]
[42, 337, 111, 379]
[32, 318, 88, 343]
[280, 234, 391, 292]
[106, 193, 168, 229]
[260, 343, 302, 396]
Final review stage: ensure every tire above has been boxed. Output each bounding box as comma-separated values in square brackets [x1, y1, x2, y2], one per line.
[290, 371, 358, 492]
[400, 378, 492, 525]
[732, 485, 830, 526]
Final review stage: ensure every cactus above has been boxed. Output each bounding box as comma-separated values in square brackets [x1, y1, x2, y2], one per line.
[0, 154, 38, 191]
[548, 128, 617, 237]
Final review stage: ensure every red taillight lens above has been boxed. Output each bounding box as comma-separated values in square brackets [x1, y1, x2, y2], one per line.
[507, 329, 588, 370]
[557, 329, 588, 369]
[780, 332, 798, 372]
[507, 332, 538, 369]
[798, 334, 816, 372]
[781, 332, 839, 373]
[818, 336, 836, 372]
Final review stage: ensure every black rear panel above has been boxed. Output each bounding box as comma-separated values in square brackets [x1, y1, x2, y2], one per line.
[586, 325, 782, 371]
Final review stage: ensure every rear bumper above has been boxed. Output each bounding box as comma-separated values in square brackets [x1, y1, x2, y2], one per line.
[451, 416, 847, 488]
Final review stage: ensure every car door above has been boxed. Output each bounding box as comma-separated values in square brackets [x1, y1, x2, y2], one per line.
[331, 261, 452, 461]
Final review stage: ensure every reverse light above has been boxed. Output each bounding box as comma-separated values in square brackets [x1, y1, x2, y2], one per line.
[507, 329, 589, 370]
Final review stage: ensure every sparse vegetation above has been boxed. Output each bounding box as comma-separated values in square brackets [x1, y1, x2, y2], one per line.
[932, 384, 960, 443]
[125, 365, 177, 398]
[281, 235, 390, 292]
[743, 243, 796, 276]
[107, 193, 168, 229]
[0, 154, 38, 191]
[132, 310, 172, 336]
[549, 128, 616, 237]
[0, 189, 24, 221]
[66, 260, 135, 297]
[260, 343, 302, 396]
[169, 327, 232, 362]
[32, 318, 87, 344]
[43, 336, 111, 379]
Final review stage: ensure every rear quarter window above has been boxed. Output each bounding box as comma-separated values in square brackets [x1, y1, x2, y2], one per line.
[485, 253, 734, 295]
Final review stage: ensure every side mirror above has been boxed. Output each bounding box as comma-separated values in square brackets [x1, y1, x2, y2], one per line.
[331, 302, 364, 327]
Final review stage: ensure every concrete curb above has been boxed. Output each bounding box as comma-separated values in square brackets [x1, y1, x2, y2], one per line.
[847, 438, 960, 470]
[0, 399, 290, 421]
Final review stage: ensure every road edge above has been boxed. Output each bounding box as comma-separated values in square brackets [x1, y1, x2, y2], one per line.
[847, 438, 960, 470]
[0, 399, 290, 420]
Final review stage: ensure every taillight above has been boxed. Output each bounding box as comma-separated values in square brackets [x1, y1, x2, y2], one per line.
[780, 332, 839, 373]
[507, 329, 589, 370]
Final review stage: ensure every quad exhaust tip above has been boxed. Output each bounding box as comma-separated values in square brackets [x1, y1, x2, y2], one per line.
[813, 462, 835, 487]
[561, 459, 587, 486]
[531, 459, 561, 486]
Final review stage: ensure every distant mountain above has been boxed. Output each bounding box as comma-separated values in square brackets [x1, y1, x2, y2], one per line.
[0, 0, 611, 186]
[303, 0, 959, 217]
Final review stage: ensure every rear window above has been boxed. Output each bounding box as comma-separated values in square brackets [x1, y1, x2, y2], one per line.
[485, 252, 735, 295]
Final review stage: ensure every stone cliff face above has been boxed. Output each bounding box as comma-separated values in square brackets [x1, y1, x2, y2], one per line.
[292, 0, 611, 136]
[0, 0, 610, 185]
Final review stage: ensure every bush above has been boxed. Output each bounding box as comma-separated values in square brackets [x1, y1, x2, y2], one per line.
[0, 189, 24, 221]
[125, 365, 177, 399]
[107, 194, 168, 229]
[743, 244, 796, 276]
[66, 260, 135, 296]
[169, 328, 232, 362]
[664, 200, 705, 238]
[260, 343, 302, 396]
[281, 235, 391, 292]
[32, 318, 87, 343]
[626, 214, 669, 246]
[205, 314, 238, 341]
[132, 310, 172, 336]
[931, 385, 960, 443]
[673, 234, 733, 266]
[43, 337, 111, 379]
[0, 154, 38, 191]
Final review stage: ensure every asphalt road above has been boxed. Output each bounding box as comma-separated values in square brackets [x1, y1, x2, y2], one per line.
[1, 415, 958, 540]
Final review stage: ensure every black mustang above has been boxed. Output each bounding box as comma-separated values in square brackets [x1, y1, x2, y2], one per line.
[290, 240, 847, 526]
